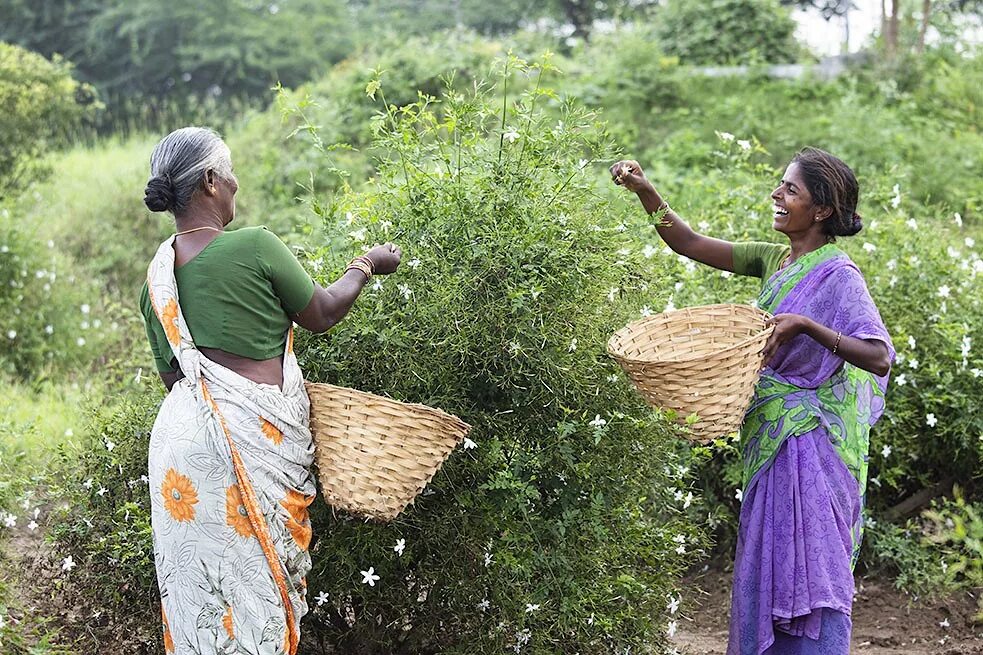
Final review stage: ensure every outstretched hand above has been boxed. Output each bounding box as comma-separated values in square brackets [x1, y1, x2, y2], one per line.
[365, 243, 402, 275]
[760, 314, 810, 367]
[609, 159, 653, 195]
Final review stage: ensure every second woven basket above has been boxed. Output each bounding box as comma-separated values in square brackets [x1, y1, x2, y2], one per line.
[607, 303, 773, 442]
[305, 383, 471, 521]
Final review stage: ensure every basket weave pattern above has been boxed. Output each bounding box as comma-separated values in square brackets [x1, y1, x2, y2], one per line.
[305, 383, 471, 521]
[607, 303, 773, 442]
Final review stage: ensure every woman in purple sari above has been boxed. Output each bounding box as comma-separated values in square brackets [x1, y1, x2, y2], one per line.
[612, 148, 894, 654]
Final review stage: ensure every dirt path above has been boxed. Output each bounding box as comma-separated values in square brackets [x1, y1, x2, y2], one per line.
[672, 568, 983, 655]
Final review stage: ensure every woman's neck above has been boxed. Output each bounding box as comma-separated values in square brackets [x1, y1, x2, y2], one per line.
[174, 208, 225, 233]
[787, 232, 830, 263]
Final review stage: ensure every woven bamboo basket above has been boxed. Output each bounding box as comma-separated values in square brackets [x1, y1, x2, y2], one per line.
[305, 383, 472, 521]
[607, 303, 773, 442]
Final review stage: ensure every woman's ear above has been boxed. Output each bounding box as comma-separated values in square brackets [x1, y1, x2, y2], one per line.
[814, 207, 833, 223]
[203, 169, 217, 196]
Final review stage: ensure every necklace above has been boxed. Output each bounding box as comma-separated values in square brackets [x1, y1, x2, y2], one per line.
[175, 226, 223, 236]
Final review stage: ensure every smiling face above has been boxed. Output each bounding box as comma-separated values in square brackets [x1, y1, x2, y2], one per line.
[770, 162, 828, 238]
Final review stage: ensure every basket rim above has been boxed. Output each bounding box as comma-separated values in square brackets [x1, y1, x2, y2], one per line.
[607, 303, 774, 365]
[304, 381, 472, 434]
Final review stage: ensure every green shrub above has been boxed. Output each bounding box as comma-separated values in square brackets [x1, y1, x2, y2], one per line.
[654, 0, 801, 65]
[0, 42, 98, 199]
[277, 54, 705, 655]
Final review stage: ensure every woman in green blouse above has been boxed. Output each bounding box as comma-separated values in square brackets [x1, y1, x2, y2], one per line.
[139, 127, 400, 654]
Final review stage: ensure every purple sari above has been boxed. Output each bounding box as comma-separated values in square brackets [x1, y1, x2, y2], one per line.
[727, 245, 894, 655]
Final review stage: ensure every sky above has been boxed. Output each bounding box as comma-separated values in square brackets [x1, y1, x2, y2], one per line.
[792, 0, 883, 56]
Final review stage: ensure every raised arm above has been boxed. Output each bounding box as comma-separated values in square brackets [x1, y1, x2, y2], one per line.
[292, 243, 401, 334]
[610, 160, 736, 272]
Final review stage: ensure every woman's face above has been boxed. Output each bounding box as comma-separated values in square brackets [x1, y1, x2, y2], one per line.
[770, 162, 823, 236]
[217, 170, 238, 224]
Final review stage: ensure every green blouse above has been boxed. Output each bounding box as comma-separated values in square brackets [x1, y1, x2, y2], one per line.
[139, 226, 315, 373]
[732, 241, 791, 282]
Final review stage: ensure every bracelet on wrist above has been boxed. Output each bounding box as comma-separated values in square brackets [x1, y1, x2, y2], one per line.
[831, 331, 842, 354]
[346, 258, 373, 281]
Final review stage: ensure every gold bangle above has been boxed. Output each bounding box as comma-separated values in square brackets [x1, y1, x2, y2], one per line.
[831, 331, 842, 354]
[354, 254, 375, 274]
[346, 259, 372, 281]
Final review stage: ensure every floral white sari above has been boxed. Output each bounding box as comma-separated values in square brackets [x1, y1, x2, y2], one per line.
[146, 236, 316, 655]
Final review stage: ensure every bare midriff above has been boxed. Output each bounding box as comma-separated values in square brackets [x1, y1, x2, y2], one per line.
[199, 347, 285, 389]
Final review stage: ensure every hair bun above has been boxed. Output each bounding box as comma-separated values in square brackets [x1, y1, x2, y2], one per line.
[144, 175, 175, 212]
[845, 211, 863, 236]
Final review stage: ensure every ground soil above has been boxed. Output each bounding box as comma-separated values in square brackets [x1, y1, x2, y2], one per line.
[673, 566, 983, 655]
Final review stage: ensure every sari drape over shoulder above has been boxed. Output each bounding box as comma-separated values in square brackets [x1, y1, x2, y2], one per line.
[146, 236, 316, 655]
[728, 244, 894, 655]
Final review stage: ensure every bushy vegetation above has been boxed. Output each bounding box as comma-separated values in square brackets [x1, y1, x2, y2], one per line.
[0, 42, 97, 199]
[2, 2, 982, 649]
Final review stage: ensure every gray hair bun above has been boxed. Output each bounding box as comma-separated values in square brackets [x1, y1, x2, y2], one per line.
[144, 175, 176, 212]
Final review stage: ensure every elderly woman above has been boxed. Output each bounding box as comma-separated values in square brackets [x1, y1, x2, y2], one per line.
[139, 127, 401, 654]
[612, 148, 894, 654]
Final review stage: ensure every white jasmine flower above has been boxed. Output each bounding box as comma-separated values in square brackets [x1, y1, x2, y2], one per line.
[862, 242, 876, 253]
[2, 514, 15, 528]
[105, 440, 115, 452]
[971, 368, 982, 378]
[667, 596, 680, 614]
[940, 617, 950, 629]
[371, 278, 383, 291]
[870, 476, 881, 487]
[82, 478, 93, 489]
[6, 330, 15, 340]
[967, 237, 976, 248]
[890, 184, 901, 208]
[578, 159, 589, 170]
[76, 337, 86, 347]
[954, 213, 963, 227]
[938, 285, 951, 298]
[315, 591, 329, 606]
[720, 270, 732, 278]
[393, 538, 406, 556]
[407, 258, 422, 269]
[524, 603, 540, 613]
[881, 444, 892, 458]
[908, 359, 919, 370]
[62, 556, 76, 571]
[607, 287, 619, 302]
[737, 139, 751, 151]
[397, 283, 413, 300]
[886, 259, 897, 270]
[683, 491, 693, 509]
[484, 552, 493, 567]
[675, 543, 686, 554]
[908, 336, 916, 349]
[462, 437, 477, 450]
[926, 413, 937, 427]
[477, 598, 490, 610]
[717, 131, 735, 142]
[667, 620, 678, 637]
[642, 244, 658, 258]
[568, 338, 577, 352]
[589, 415, 607, 428]
[665, 297, 676, 313]
[735, 488, 743, 502]
[97, 487, 108, 497]
[28, 520, 38, 531]
[895, 373, 907, 386]
[360, 567, 380, 587]
[640, 306, 652, 317]
[349, 228, 367, 242]
[673, 534, 686, 544]
[45, 325, 54, 334]
[80, 304, 90, 314]
[906, 218, 918, 229]
[503, 128, 520, 143]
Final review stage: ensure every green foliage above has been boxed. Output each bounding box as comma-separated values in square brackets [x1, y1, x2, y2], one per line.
[0, 0, 352, 132]
[283, 55, 702, 654]
[0, 42, 97, 199]
[0, 214, 114, 380]
[654, 0, 801, 65]
[920, 488, 983, 621]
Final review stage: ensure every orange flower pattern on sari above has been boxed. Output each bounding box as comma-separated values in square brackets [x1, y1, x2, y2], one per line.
[260, 417, 284, 445]
[160, 297, 181, 346]
[147, 235, 315, 655]
[223, 606, 235, 640]
[161, 468, 198, 522]
[225, 484, 254, 538]
[161, 605, 175, 653]
[280, 489, 314, 550]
